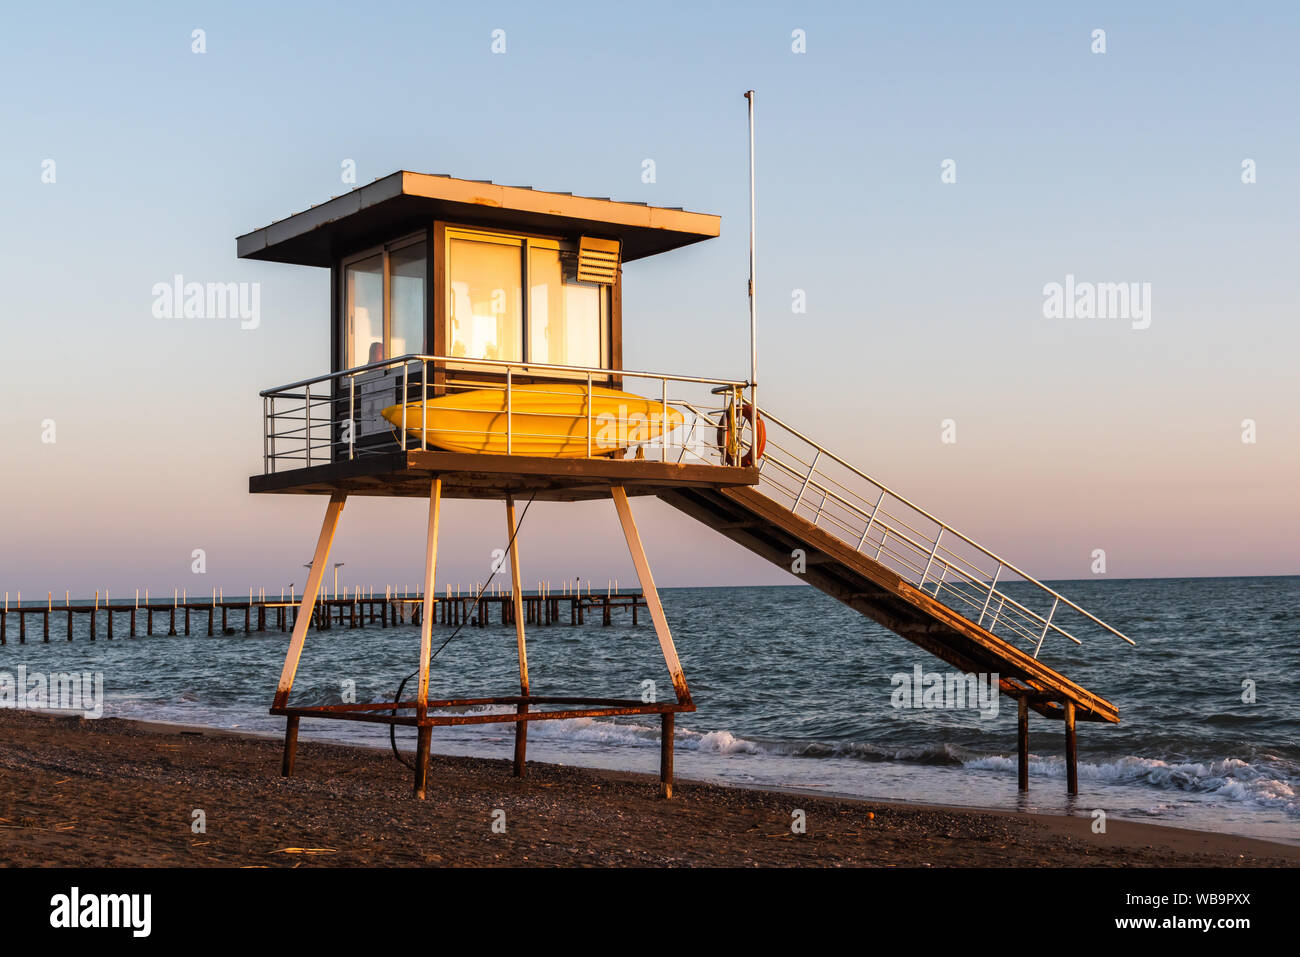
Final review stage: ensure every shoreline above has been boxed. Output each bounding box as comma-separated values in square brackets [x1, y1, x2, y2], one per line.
[84, 709, 1300, 850]
[1, 709, 1295, 867]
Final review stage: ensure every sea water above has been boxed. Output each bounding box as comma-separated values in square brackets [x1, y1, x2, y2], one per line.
[3, 577, 1296, 845]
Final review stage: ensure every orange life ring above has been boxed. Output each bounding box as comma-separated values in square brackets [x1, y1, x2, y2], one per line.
[716, 402, 766, 467]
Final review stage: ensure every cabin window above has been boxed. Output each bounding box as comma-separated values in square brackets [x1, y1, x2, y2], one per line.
[342, 233, 427, 368]
[528, 243, 606, 368]
[446, 227, 609, 370]
[447, 231, 522, 362]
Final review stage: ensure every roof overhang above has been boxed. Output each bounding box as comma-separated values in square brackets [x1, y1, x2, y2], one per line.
[236, 171, 720, 266]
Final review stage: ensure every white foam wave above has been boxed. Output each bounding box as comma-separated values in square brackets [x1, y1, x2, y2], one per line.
[965, 754, 1298, 814]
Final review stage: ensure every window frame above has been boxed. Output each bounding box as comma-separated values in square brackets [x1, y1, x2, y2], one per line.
[443, 226, 526, 369]
[441, 224, 613, 377]
[339, 230, 429, 369]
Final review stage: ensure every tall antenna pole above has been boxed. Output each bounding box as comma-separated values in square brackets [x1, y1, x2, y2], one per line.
[744, 90, 757, 418]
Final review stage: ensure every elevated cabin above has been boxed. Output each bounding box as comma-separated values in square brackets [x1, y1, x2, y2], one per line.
[241, 171, 761, 501]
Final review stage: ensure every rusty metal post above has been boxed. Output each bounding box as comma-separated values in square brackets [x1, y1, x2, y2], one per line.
[1017, 697, 1029, 792]
[1064, 700, 1078, 796]
[413, 725, 433, 799]
[660, 712, 675, 799]
[281, 715, 300, 777]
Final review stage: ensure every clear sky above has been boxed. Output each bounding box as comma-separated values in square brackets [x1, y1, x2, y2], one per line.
[1, 1, 1296, 597]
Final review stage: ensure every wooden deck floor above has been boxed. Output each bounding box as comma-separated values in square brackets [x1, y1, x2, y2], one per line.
[250, 450, 760, 502]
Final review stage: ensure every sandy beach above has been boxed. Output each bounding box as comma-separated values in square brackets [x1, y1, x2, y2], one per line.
[0, 709, 1293, 868]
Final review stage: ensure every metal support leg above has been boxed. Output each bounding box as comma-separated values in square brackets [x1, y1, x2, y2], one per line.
[1064, 701, 1078, 796]
[272, 492, 347, 711]
[272, 493, 346, 781]
[507, 495, 529, 777]
[414, 478, 442, 799]
[413, 726, 433, 800]
[610, 486, 691, 708]
[281, 715, 300, 778]
[660, 712, 675, 799]
[1017, 698, 1029, 792]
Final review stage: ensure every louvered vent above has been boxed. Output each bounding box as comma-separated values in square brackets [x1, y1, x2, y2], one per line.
[576, 236, 620, 284]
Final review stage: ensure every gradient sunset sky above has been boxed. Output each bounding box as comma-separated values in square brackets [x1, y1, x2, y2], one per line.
[1, 1, 1296, 596]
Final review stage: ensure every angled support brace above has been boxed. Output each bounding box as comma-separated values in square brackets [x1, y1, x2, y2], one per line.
[274, 491, 347, 776]
[611, 485, 689, 798]
[506, 494, 530, 777]
[414, 476, 442, 799]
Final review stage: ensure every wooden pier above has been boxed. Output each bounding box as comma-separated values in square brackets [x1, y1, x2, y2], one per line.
[0, 591, 647, 643]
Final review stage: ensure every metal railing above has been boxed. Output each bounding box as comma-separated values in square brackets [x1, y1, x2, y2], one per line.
[260, 354, 756, 475]
[749, 408, 1135, 660]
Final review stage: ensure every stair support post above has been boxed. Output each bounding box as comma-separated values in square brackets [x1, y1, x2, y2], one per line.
[1017, 697, 1029, 792]
[1064, 700, 1079, 796]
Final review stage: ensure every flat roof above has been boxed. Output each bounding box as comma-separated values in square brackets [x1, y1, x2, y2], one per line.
[236, 171, 721, 266]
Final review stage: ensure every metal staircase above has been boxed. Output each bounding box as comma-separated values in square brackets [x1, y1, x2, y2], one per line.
[661, 405, 1134, 724]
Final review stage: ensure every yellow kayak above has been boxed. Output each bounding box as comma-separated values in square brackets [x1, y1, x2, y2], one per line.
[382, 383, 685, 457]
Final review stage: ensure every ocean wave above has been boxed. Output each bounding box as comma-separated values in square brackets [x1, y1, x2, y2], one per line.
[470, 711, 973, 764]
[966, 754, 1299, 814]
[487, 713, 1300, 815]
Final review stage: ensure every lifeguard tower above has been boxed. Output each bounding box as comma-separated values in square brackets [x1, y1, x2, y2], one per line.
[241, 169, 763, 798]
[243, 136, 1133, 802]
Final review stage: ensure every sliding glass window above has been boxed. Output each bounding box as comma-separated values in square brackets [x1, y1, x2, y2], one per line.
[447, 231, 522, 363]
[446, 228, 609, 371]
[342, 233, 427, 369]
[528, 242, 605, 368]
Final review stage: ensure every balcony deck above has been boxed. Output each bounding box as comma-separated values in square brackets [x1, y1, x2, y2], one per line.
[250, 448, 759, 501]
[255, 355, 762, 501]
